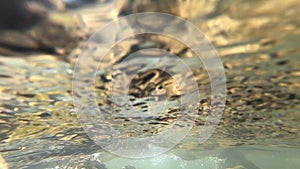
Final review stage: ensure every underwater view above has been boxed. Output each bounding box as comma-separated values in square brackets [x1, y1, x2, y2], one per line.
[0, 0, 299, 168]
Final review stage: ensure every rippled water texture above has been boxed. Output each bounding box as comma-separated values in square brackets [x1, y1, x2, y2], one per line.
[0, 0, 299, 168]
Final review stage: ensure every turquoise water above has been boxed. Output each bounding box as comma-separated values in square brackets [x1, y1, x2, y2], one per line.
[104, 147, 300, 169]
[23, 146, 300, 169]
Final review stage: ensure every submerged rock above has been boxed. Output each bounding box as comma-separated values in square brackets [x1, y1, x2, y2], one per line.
[0, 0, 88, 56]
[26, 155, 108, 169]
[0, 154, 9, 169]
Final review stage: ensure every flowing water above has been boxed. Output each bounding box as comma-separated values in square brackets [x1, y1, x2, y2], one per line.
[0, 0, 300, 168]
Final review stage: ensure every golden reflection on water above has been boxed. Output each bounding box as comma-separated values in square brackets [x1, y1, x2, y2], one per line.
[0, 0, 299, 168]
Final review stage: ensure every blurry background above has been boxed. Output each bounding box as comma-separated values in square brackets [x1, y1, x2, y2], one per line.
[0, 0, 299, 168]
